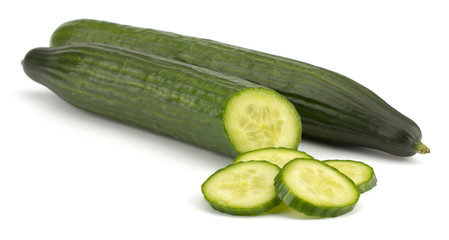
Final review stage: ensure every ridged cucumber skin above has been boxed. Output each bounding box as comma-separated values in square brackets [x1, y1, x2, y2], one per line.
[274, 159, 359, 217]
[50, 19, 428, 156]
[22, 44, 292, 157]
[201, 161, 281, 216]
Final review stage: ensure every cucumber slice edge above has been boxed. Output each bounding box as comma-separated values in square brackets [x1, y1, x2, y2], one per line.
[323, 160, 377, 194]
[201, 160, 282, 216]
[233, 147, 313, 168]
[274, 158, 360, 217]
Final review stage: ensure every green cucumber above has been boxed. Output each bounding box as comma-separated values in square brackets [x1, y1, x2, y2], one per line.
[274, 158, 360, 217]
[50, 19, 429, 156]
[233, 147, 313, 168]
[22, 44, 301, 156]
[201, 161, 281, 215]
[323, 160, 377, 193]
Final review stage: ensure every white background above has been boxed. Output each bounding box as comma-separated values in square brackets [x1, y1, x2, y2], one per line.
[1, 0, 448, 239]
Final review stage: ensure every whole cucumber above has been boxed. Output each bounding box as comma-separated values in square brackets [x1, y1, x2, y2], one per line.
[50, 19, 429, 156]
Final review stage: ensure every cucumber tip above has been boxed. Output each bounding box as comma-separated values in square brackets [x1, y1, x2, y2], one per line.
[416, 142, 430, 154]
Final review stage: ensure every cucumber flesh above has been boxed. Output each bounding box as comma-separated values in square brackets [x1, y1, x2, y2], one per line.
[323, 160, 377, 193]
[274, 158, 359, 217]
[233, 147, 313, 168]
[201, 161, 281, 216]
[224, 88, 301, 154]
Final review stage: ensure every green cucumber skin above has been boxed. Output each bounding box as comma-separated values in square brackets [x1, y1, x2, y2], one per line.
[357, 173, 377, 194]
[22, 44, 268, 157]
[51, 19, 426, 156]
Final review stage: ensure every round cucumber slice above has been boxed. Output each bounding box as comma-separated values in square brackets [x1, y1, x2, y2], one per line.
[274, 158, 360, 217]
[323, 160, 377, 193]
[233, 147, 313, 168]
[201, 161, 281, 216]
[223, 88, 301, 154]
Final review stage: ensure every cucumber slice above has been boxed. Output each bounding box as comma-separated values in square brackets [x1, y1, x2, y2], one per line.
[201, 161, 281, 216]
[274, 158, 360, 217]
[223, 88, 301, 154]
[323, 160, 377, 193]
[233, 147, 313, 168]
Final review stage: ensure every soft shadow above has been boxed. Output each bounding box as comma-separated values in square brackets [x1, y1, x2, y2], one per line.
[195, 198, 325, 220]
[268, 202, 323, 220]
[271, 201, 360, 220]
[300, 137, 423, 164]
[193, 195, 262, 218]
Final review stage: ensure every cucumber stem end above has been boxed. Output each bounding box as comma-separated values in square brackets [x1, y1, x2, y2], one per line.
[416, 142, 430, 154]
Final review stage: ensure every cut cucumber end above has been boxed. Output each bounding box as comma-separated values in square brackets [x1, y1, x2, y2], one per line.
[323, 160, 377, 194]
[202, 161, 281, 216]
[223, 88, 301, 154]
[275, 158, 360, 217]
[233, 147, 313, 168]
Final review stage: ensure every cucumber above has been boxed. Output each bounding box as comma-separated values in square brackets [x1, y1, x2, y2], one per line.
[233, 147, 313, 168]
[274, 158, 360, 217]
[22, 44, 301, 157]
[50, 19, 429, 156]
[323, 160, 377, 193]
[201, 161, 281, 215]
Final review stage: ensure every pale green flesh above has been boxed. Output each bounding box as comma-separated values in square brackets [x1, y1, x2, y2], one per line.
[323, 160, 376, 192]
[233, 148, 313, 168]
[224, 88, 301, 154]
[202, 161, 280, 209]
[283, 160, 359, 206]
